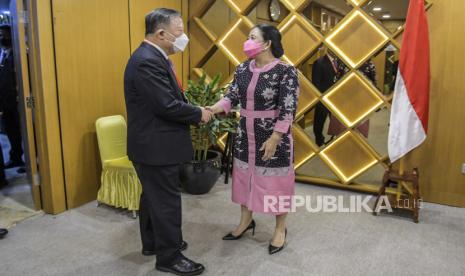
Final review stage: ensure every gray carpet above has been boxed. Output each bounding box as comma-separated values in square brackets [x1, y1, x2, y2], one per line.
[1, 179, 465, 276]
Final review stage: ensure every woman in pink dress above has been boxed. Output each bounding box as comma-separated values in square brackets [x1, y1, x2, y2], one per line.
[209, 24, 299, 254]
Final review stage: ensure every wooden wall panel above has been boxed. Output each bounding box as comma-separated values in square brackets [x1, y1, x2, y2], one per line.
[405, 0, 465, 207]
[52, 0, 130, 208]
[129, 0, 183, 80]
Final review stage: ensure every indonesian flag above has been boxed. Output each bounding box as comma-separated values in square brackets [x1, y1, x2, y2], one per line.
[388, 0, 430, 163]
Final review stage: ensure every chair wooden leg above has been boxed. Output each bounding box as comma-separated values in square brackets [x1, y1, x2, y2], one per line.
[373, 169, 390, 216]
[412, 168, 420, 223]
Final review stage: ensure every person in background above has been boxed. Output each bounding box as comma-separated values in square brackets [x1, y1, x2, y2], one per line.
[124, 8, 212, 276]
[0, 25, 25, 174]
[311, 47, 345, 146]
[208, 24, 299, 255]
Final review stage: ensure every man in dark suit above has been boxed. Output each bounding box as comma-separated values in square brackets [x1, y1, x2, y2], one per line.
[311, 49, 344, 146]
[0, 25, 24, 171]
[124, 8, 212, 276]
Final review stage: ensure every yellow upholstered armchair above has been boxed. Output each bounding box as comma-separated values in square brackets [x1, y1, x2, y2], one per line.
[95, 115, 142, 218]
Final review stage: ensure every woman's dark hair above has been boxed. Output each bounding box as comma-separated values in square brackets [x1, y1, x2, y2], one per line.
[253, 23, 284, 58]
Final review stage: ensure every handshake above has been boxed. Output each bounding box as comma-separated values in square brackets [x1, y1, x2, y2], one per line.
[199, 106, 222, 124]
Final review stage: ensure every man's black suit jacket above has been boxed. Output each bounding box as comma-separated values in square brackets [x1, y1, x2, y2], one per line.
[312, 55, 339, 93]
[0, 50, 17, 112]
[124, 42, 201, 166]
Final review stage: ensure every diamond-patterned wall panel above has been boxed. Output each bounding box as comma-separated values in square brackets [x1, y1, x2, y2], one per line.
[323, 72, 384, 127]
[296, 71, 319, 119]
[218, 18, 252, 65]
[188, 0, 433, 192]
[349, 0, 366, 7]
[395, 31, 404, 46]
[225, 0, 256, 14]
[326, 10, 388, 68]
[190, 22, 217, 68]
[320, 132, 378, 183]
[281, 0, 308, 11]
[293, 124, 317, 170]
[279, 15, 321, 65]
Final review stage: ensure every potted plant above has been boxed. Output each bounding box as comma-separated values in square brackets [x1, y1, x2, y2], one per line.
[180, 72, 237, 195]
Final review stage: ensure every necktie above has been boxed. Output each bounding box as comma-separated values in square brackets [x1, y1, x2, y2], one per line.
[167, 58, 184, 92]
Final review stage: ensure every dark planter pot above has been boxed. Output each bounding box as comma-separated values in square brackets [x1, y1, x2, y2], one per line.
[180, 150, 222, 195]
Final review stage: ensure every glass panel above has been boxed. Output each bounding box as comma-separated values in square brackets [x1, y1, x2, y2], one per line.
[202, 0, 237, 37]
[226, 0, 256, 14]
[296, 45, 349, 147]
[350, 0, 367, 6]
[247, 0, 290, 24]
[301, 0, 353, 34]
[395, 30, 403, 46]
[323, 72, 384, 128]
[217, 18, 251, 65]
[320, 132, 378, 183]
[354, 107, 389, 158]
[203, 49, 231, 81]
[279, 15, 321, 65]
[353, 163, 386, 185]
[285, 0, 309, 11]
[297, 45, 350, 95]
[296, 156, 339, 180]
[371, 43, 400, 96]
[293, 124, 317, 170]
[326, 10, 389, 68]
[363, 0, 411, 34]
[296, 70, 320, 120]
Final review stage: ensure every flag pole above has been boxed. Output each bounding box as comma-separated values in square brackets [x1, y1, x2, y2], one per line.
[397, 157, 405, 202]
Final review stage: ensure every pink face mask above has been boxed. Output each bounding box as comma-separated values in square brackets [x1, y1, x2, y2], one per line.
[243, 39, 264, 59]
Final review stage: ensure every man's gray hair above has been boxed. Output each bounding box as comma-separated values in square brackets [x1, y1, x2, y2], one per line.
[145, 8, 181, 36]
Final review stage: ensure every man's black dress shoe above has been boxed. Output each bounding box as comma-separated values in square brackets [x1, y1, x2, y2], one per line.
[0, 228, 8, 239]
[5, 161, 25, 169]
[156, 255, 205, 276]
[142, 241, 188, 256]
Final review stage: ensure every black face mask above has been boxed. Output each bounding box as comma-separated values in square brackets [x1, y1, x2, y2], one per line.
[1, 38, 12, 47]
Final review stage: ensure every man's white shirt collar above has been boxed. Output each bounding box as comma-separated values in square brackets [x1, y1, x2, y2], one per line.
[144, 39, 168, 60]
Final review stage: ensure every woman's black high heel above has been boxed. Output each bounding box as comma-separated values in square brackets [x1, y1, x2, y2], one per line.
[268, 228, 287, 255]
[222, 220, 256, 240]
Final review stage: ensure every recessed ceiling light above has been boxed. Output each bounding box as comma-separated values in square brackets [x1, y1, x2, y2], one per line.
[382, 14, 391, 19]
[373, 7, 382, 11]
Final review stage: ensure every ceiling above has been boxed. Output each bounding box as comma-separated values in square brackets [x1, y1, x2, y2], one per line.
[364, 0, 410, 20]
[312, 0, 410, 20]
